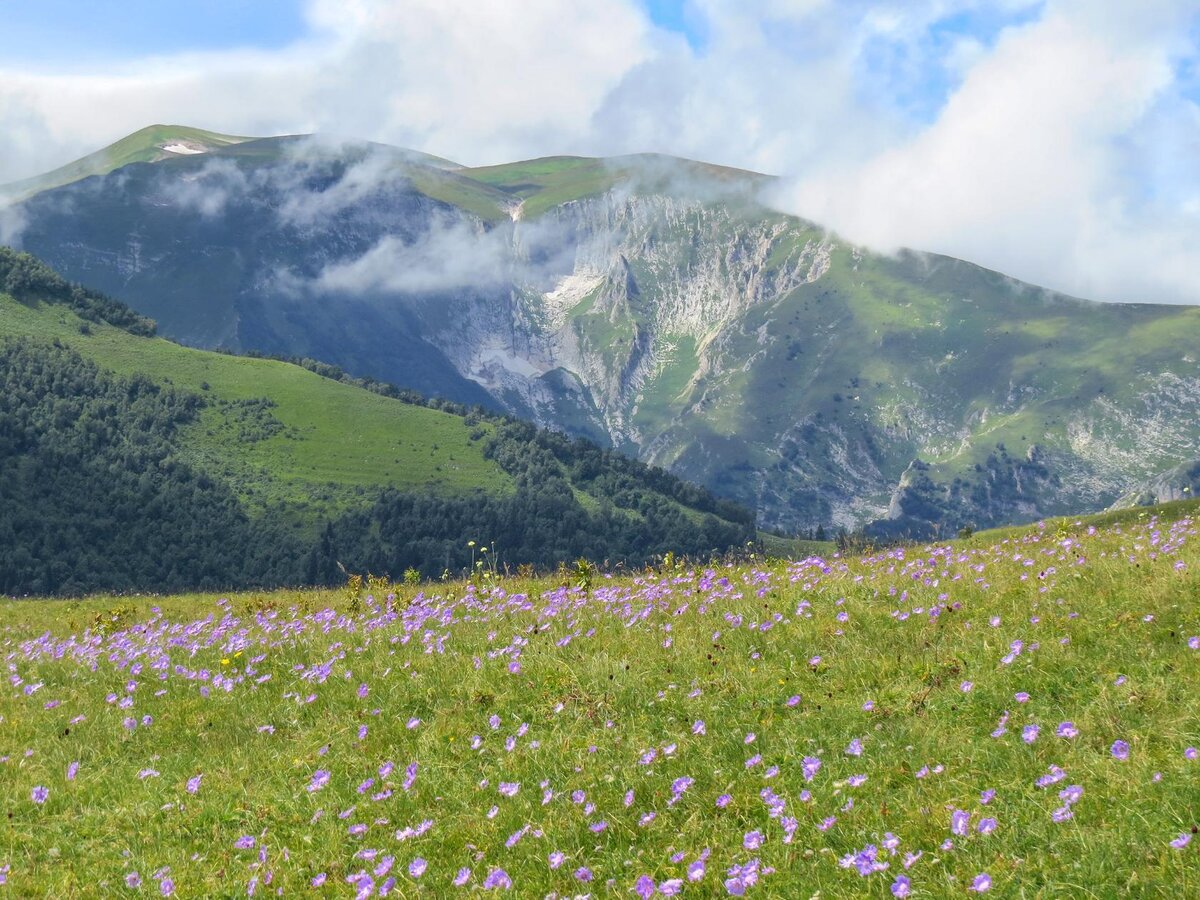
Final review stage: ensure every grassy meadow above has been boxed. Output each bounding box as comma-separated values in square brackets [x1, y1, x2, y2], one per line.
[1, 503, 1198, 896]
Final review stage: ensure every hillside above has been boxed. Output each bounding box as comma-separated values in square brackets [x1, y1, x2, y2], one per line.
[0, 125, 252, 203]
[0, 500, 1196, 894]
[6, 127, 1200, 536]
[0, 250, 754, 595]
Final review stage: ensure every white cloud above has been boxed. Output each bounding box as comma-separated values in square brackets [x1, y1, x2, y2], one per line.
[0, 0, 652, 182]
[777, 0, 1200, 304]
[0, 0, 1196, 304]
[298, 216, 515, 296]
[158, 157, 250, 218]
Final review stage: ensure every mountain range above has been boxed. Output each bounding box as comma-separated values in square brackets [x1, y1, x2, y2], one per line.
[5, 124, 1199, 537]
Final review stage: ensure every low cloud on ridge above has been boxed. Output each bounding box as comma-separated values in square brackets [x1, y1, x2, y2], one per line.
[0, 0, 1197, 305]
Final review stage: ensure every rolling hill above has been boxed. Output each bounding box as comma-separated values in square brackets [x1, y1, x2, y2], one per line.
[5, 126, 1200, 537]
[0, 249, 754, 595]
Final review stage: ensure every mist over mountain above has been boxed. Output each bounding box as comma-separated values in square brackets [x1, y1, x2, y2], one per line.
[6, 125, 1200, 537]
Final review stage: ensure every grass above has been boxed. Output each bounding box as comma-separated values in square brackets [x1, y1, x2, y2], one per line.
[1, 502, 1197, 895]
[464, 156, 627, 218]
[0, 294, 513, 517]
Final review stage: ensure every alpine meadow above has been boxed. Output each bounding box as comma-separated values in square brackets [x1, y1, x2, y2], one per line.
[1, 2, 1199, 897]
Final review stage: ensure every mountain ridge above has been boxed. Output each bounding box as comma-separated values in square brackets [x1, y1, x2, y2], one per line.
[6, 125, 1199, 538]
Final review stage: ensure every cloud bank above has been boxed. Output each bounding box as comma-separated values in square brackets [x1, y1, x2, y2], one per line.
[0, 0, 1197, 304]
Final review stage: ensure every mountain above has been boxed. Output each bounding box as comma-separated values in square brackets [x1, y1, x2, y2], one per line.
[0, 125, 252, 204]
[6, 127, 1200, 536]
[0, 249, 754, 595]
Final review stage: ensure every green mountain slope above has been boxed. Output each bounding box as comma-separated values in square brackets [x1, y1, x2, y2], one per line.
[0, 267, 513, 517]
[8, 126, 1200, 538]
[0, 125, 251, 202]
[463, 152, 768, 218]
[0, 250, 755, 595]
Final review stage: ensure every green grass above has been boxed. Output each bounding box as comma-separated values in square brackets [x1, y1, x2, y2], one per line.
[464, 154, 772, 219]
[465, 156, 627, 218]
[0, 294, 512, 516]
[0, 504, 1197, 895]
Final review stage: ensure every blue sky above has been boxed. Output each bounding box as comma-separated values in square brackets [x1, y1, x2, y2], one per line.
[0, 0, 308, 65]
[0, 0, 701, 61]
[644, 0, 706, 49]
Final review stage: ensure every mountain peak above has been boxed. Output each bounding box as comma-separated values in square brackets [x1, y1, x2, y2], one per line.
[0, 124, 253, 203]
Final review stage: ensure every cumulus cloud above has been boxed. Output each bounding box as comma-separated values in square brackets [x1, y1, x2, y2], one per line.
[777, 0, 1200, 305]
[0, 0, 1197, 304]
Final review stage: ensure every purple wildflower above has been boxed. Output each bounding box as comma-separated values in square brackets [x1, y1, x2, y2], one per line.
[951, 809, 970, 836]
[483, 868, 512, 889]
[409, 858, 426, 879]
[31, 786, 48, 804]
[1060, 784, 1083, 805]
[970, 873, 992, 893]
[891, 874, 912, 897]
[1111, 740, 1130, 760]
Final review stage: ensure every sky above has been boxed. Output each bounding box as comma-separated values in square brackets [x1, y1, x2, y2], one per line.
[0, 0, 1198, 305]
